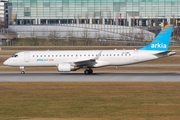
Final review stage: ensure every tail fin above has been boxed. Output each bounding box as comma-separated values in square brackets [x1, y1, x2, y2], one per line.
[139, 24, 173, 51]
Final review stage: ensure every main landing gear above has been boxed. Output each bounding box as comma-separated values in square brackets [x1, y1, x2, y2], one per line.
[84, 68, 93, 74]
[20, 67, 25, 74]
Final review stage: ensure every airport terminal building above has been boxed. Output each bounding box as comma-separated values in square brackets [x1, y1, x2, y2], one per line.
[8, 0, 180, 26]
[2, 0, 180, 46]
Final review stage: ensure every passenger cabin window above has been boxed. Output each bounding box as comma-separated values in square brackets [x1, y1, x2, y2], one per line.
[37, 55, 38, 57]
[40, 55, 42, 57]
[44, 55, 46, 57]
[33, 55, 34, 57]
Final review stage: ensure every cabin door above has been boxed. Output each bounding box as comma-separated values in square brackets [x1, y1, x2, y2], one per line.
[134, 50, 138, 61]
[24, 52, 30, 62]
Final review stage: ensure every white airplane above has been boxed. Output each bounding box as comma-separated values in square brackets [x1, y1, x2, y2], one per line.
[3, 24, 176, 74]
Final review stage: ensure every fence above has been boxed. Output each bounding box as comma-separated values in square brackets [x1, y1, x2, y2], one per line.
[1, 24, 180, 46]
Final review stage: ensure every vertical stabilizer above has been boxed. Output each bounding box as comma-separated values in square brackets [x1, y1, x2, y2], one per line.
[139, 25, 173, 51]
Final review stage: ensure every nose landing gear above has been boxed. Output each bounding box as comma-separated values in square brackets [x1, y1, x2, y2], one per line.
[84, 68, 93, 74]
[20, 67, 25, 74]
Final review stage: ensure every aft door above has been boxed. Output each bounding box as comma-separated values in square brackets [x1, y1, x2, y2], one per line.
[24, 52, 30, 62]
[134, 50, 138, 61]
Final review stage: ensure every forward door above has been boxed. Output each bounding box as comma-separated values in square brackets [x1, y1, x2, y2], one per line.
[24, 52, 30, 62]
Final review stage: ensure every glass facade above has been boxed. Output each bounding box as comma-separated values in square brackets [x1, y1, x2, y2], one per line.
[9, 0, 180, 20]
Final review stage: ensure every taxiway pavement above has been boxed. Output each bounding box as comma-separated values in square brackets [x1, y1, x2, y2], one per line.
[0, 72, 180, 82]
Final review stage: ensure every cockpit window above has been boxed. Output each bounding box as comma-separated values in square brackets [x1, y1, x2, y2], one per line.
[11, 54, 18, 58]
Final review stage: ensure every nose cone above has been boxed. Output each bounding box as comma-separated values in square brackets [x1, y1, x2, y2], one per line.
[3, 60, 8, 66]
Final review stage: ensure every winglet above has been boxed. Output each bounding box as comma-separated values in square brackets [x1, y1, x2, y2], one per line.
[91, 51, 102, 60]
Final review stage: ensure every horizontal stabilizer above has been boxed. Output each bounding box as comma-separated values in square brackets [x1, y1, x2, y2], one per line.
[153, 50, 176, 57]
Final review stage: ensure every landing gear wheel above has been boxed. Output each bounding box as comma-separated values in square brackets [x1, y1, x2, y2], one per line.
[84, 70, 89, 74]
[89, 69, 93, 74]
[84, 69, 93, 74]
[21, 71, 25, 74]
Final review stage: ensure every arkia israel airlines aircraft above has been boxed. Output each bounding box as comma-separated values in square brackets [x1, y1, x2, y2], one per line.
[3, 24, 176, 74]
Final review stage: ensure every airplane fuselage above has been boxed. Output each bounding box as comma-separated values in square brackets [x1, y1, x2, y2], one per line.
[4, 50, 164, 68]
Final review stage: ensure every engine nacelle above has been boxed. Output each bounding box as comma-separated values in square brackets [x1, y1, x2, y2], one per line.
[57, 63, 78, 72]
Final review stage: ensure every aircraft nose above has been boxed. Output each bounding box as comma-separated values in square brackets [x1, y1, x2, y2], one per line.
[3, 60, 8, 66]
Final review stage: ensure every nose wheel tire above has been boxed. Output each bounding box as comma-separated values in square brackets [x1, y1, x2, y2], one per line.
[84, 69, 93, 74]
[21, 71, 25, 74]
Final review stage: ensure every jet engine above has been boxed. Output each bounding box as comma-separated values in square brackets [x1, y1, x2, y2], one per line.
[57, 63, 79, 72]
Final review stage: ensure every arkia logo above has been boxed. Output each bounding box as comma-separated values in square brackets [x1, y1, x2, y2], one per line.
[151, 43, 167, 48]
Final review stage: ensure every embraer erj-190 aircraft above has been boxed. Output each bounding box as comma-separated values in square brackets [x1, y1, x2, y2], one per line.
[3, 24, 176, 74]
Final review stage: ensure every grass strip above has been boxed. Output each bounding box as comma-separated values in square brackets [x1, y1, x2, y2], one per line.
[0, 82, 180, 120]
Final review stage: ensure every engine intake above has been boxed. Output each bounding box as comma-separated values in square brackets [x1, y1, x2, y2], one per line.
[57, 63, 79, 72]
